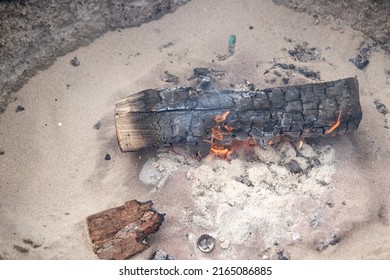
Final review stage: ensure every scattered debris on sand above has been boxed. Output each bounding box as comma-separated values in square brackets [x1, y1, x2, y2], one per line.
[162, 70, 179, 85]
[264, 63, 320, 84]
[287, 41, 321, 62]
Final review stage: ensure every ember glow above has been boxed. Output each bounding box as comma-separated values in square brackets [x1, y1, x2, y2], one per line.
[210, 111, 233, 159]
[209, 110, 340, 160]
[210, 111, 257, 159]
[326, 111, 342, 134]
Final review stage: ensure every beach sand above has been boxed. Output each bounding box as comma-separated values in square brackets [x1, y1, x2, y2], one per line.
[1, 0, 390, 260]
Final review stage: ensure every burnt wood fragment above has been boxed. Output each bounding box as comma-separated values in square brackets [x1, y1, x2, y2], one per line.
[115, 77, 362, 152]
[86, 200, 164, 260]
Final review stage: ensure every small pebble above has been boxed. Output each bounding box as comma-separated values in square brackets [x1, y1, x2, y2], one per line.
[57, 122, 62, 127]
[285, 160, 302, 173]
[93, 121, 101, 130]
[150, 250, 174, 260]
[329, 235, 341, 246]
[277, 251, 288, 260]
[23, 238, 41, 248]
[13, 245, 29, 253]
[0, 149, 5, 155]
[193, 67, 210, 77]
[197, 234, 215, 253]
[374, 100, 388, 115]
[70, 57, 80, 67]
[351, 58, 369, 69]
[350, 48, 369, 70]
[219, 236, 231, 249]
[104, 154, 111, 160]
[15, 105, 25, 113]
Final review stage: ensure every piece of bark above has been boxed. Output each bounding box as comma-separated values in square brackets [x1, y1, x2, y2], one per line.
[86, 200, 164, 260]
[115, 77, 362, 152]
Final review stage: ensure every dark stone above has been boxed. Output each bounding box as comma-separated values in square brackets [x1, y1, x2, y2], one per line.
[163, 71, 179, 85]
[23, 238, 41, 248]
[374, 100, 388, 115]
[288, 43, 320, 62]
[277, 251, 289, 260]
[93, 121, 101, 130]
[297, 67, 320, 80]
[285, 160, 302, 173]
[104, 154, 111, 161]
[352, 58, 369, 70]
[193, 67, 211, 77]
[70, 57, 80, 67]
[274, 63, 296, 70]
[15, 105, 25, 113]
[150, 249, 174, 260]
[13, 244, 29, 253]
[329, 235, 341, 246]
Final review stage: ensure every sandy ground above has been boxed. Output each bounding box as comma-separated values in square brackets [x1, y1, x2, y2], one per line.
[1, 0, 390, 260]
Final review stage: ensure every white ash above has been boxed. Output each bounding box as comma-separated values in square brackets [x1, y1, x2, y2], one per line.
[186, 142, 337, 248]
[139, 142, 339, 252]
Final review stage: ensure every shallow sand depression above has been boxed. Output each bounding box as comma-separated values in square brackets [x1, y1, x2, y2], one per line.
[1, 0, 390, 260]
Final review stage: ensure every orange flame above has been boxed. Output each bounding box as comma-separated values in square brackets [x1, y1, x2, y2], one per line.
[210, 111, 233, 159]
[326, 111, 342, 134]
[209, 111, 258, 159]
[208, 112, 309, 160]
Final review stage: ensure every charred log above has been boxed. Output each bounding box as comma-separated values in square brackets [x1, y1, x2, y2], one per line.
[115, 77, 362, 152]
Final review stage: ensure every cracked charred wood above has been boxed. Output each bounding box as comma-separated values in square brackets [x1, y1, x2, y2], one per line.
[86, 200, 165, 260]
[115, 77, 362, 152]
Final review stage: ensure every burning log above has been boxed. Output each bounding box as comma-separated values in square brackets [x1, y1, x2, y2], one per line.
[115, 77, 362, 153]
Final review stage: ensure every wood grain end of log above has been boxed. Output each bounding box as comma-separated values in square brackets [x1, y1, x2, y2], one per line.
[115, 112, 160, 152]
